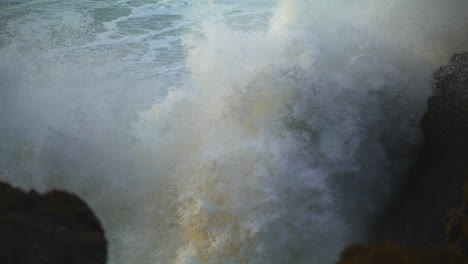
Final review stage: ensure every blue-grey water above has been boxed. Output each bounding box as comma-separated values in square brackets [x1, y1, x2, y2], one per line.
[1, 0, 467, 263]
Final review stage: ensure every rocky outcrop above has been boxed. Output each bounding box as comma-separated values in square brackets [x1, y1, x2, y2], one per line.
[339, 53, 468, 263]
[338, 181, 468, 264]
[338, 185, 468, 263]
[0, 182, 107, 264]
[446, 183, 468, 257]
[422, 52, 468, 148]
[377, 52, 468, 246]
[338, 241, 466, 264]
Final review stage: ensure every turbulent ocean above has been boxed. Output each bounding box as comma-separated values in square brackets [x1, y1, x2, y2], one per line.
[0, 0, 467, 263]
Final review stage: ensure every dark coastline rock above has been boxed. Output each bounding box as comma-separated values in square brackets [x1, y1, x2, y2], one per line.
[339, 53, 468, 263]
[0, 182, 107, 264]
[338, 186, 468, 263]
[338, 241, 466, 264]
[446, 184, 468, 257]
[422, 52, 468, 149]
[376, 52, 468, 246]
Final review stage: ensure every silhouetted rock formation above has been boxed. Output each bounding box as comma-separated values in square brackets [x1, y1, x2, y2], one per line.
[377, 52, 468, 246]
[338, 241, 466, 264]
[0, 182, 107, 264]
[422, 52, 468, 148]
[338, 176, 468, 264]
[446, 183, 468, 257]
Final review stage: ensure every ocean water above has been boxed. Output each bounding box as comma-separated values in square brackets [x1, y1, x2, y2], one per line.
[1, 0, 467, 263]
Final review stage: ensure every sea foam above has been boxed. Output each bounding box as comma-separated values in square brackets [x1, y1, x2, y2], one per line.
[0, 0, 467, 263]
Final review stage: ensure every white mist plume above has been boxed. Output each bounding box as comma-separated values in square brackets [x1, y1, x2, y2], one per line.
[0, 0, 467, 263]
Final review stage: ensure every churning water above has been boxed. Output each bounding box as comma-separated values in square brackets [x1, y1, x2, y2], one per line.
[1, 0, 467, 263]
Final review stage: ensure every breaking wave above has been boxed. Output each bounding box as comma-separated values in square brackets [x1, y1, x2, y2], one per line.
[0, 0, 467, 263]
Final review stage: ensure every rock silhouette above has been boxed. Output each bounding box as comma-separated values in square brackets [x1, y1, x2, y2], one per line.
[0, 182, 107, 264]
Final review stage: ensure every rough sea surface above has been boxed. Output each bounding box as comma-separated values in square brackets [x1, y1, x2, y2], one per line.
[1, 0, 467, 263]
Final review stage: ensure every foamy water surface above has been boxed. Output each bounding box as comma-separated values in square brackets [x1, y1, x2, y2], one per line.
[1, 0, 467, 263]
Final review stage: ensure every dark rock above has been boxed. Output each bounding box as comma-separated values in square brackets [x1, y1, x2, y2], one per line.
[446, 184, 468, 256]
[338, 241, 467, 264]
[0, 182, 107, 264]
[421, 52, 468, 149]
[338, 183, 468, 264]
[376, 52, 468, 246]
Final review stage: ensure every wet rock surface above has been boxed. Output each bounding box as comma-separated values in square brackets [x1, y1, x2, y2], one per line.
[377, 52, 468, 246]
[338, 241, 466, 264]
[338, 182, 468, 264]
[0, 182, 107, 264]
[446, 183, 468, 257]
[339, 53, 468, 263]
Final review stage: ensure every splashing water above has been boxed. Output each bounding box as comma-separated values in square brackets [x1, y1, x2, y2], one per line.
[1, 0, 467, 263]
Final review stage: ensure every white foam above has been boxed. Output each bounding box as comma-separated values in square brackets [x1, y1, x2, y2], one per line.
[0, 0, 467, 263]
